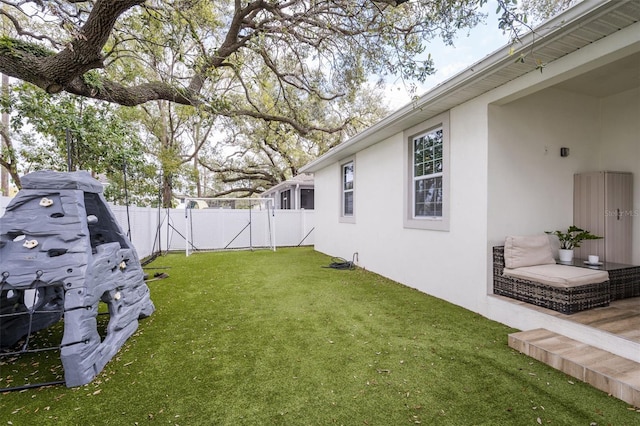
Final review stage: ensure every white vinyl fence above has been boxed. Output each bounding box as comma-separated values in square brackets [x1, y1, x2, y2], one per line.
[1, 196, 314, 260]
[182, 208, 315, 254]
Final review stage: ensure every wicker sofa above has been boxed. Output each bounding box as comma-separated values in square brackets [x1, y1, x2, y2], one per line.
[493, 236, 610, 315]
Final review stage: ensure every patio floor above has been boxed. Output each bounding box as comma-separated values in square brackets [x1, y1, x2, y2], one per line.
[504, 296, 640, 407]
[568, 297, 640, 344]
[501, 295, 640, 344]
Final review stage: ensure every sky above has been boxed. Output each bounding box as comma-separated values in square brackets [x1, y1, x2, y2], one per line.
[382, 0, 512, 109]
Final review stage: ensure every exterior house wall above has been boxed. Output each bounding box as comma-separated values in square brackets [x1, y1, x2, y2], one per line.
[599, 87, 640, 264]
[314, 161, 359, 257]
[313, 104, 490, 313]
[487, 87, 601, 244]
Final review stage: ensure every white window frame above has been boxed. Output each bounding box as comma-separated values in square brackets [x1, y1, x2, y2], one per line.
[403, 112, 450, 231]
[280, 189, 291, 210]
[339, 158, 355, 223]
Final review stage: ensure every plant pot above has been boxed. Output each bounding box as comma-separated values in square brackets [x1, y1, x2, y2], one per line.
[558, 249, 574, 262]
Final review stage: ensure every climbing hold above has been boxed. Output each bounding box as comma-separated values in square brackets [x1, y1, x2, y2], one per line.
[119, 261, 126, 270]
[47, 248, 68, 257]
[39, 197, 54, 207]
[23, 239, 38, 249]
[114, 291, 121, 301]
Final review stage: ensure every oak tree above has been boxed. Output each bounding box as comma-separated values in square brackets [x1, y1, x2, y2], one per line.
[0, 1, 488, 132]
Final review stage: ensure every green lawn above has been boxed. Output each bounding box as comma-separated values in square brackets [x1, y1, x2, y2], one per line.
[1, 247, 638, 425]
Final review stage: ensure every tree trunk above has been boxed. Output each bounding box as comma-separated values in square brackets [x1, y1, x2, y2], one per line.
[1, 73, 20, 193]
[194, 154, 202, 198]
[162, 173, 173, 208]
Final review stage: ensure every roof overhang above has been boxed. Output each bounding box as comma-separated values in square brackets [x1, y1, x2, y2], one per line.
[301, 0, 640, 173]
[261, 174, 314, 196]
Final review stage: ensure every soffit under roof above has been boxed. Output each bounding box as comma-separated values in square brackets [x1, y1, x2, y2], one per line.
[553, 51, 640, 97]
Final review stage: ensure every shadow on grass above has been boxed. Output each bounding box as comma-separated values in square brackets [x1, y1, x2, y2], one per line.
[1, 303, 113, 390]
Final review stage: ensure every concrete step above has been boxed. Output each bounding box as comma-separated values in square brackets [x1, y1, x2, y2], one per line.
[509, 328, 640, 407]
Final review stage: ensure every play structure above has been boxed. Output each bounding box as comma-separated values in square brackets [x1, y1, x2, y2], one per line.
[0, 171, 154, 388]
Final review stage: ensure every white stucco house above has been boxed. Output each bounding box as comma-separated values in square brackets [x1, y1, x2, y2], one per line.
[301, 0, 640, 362]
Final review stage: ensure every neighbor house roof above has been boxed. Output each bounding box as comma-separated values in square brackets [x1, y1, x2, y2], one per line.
[301, 0, 640, 173]
[261, 173, 314, 196]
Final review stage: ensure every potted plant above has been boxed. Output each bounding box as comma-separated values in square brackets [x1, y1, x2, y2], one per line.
[546, 225, 602, 262]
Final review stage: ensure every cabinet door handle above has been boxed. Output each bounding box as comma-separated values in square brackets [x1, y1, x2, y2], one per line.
[617, 208, 621, 220]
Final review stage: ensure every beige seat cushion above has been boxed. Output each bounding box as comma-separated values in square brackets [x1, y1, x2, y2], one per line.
[504, 234, 556, 269]
[503, 264, 609, 288]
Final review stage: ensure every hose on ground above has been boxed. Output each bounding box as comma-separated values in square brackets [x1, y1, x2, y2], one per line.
[323, 257, 355, 270]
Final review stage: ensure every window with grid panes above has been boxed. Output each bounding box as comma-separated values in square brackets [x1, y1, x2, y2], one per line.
[413, 128, 443, 218]
[342, 161, 354, 216]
